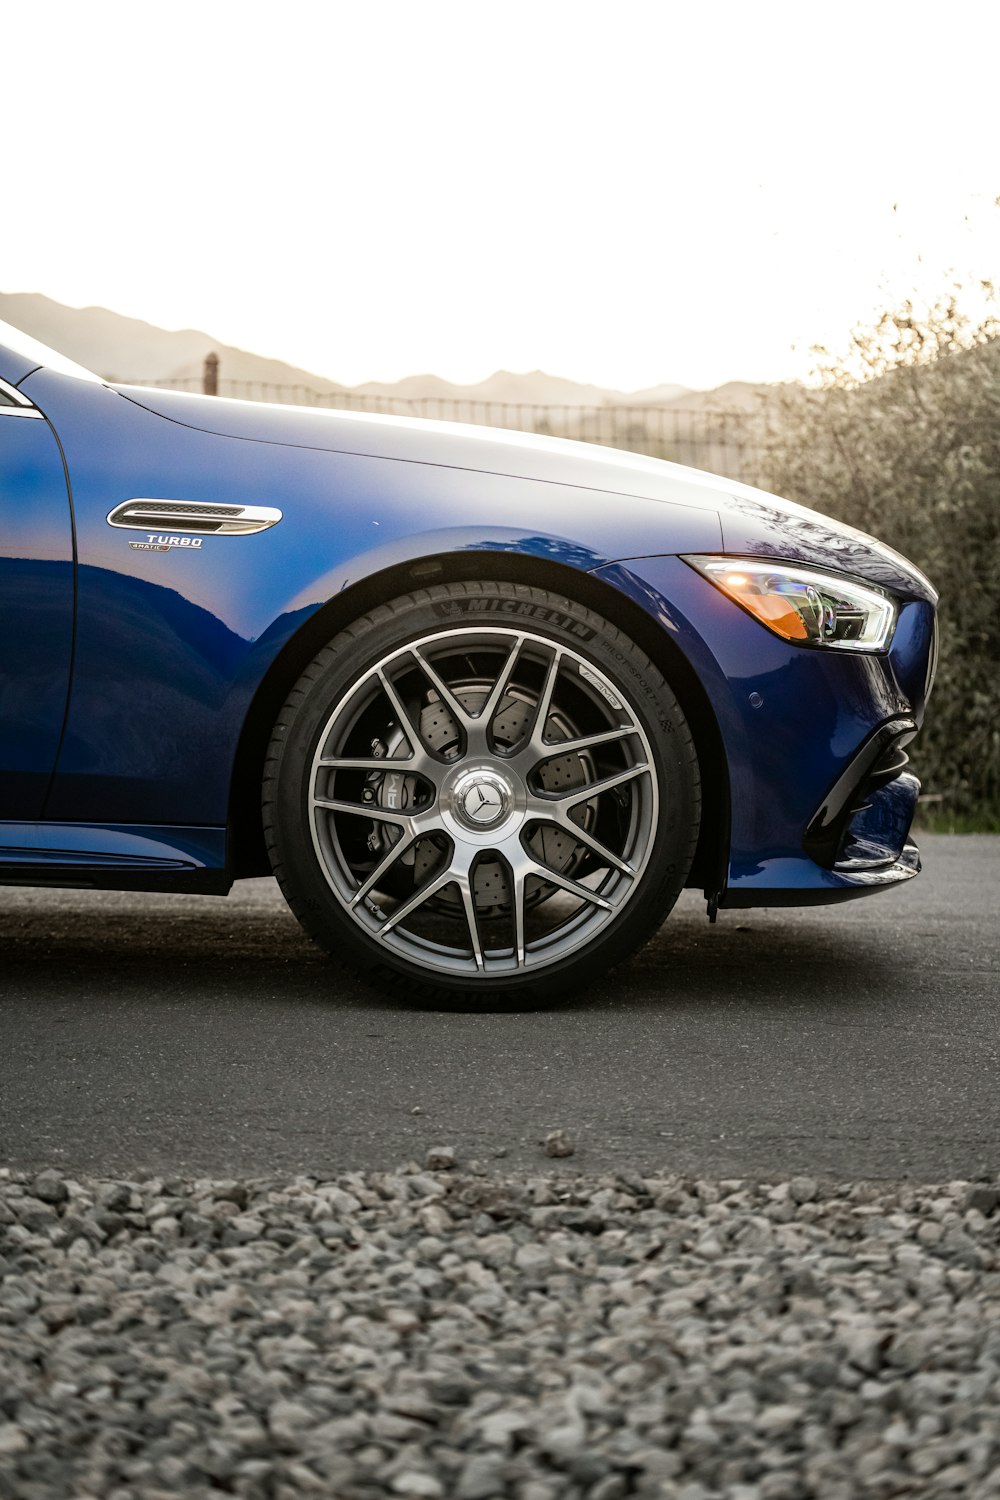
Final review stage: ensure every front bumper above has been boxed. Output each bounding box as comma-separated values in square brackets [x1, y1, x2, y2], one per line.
[595, 554, 937, 907]
[720, 773, 924, 907]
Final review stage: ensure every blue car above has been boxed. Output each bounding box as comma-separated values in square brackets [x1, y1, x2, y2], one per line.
[1, 320, 937, 1005]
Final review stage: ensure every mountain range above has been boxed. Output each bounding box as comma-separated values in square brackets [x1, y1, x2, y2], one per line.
[0, 291, 765, 410]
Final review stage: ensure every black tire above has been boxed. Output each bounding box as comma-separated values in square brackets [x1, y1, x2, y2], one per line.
[262, 581, 700, 1008]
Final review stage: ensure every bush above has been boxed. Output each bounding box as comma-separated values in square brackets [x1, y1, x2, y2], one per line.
[750, 290, 1000, 825]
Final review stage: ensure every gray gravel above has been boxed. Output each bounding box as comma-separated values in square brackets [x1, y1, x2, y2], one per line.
[3, 1166, 1000, 1499]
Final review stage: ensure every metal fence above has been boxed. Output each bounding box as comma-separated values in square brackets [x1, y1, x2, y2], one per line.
[139, 365, 766, 483]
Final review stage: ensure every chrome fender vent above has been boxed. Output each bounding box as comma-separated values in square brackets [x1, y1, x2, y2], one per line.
[107, 499, 282, 535]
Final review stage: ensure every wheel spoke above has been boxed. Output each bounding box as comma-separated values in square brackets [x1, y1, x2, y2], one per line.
[318, 755, 413, 772]
[510, 865, 527, 968]
[540, 762, 650, 810]
[459, 877, 485, 970]
[313, 796, 415, 832]
[477, 634, 526, 743]
[378, 668, 426, 756]
[524, 646, 563, 750]
[535, 725, 636, 759]
[532, 813, 636, 876]
[524, 857, 612, 911]
[350, 832, 418, 908]
[378, 867, 456, 937]
[410, 646, 475, 732]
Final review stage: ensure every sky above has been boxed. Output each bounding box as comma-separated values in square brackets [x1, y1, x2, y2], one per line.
[4, 0, 999, 393]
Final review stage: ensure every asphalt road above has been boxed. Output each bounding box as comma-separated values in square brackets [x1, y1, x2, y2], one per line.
[1, 835, 997, 1182]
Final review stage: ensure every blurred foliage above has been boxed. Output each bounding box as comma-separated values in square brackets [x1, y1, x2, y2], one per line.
[751, 286, 1000, 822]
[913, 807, 1000, 834]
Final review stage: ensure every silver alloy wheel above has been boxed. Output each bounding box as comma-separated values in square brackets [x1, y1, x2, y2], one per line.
[308, 626, 659, 978]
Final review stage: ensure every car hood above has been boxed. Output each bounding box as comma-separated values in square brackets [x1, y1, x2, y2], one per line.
[115, 385, 936, 602]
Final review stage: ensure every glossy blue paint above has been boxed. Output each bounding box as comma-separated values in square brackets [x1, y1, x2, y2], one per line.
[0, 821, 226, 871]
[0, 413, 74, 817]
[0, 349, 44, 387]
[0, 331, 939, 905]
[720, 843, 922, 906]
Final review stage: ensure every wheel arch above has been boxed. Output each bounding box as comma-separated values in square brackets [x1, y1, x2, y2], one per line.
[228, 549, 729, 898]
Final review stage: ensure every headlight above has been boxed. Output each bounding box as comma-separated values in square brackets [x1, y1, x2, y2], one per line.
[683, 556, 897, 651]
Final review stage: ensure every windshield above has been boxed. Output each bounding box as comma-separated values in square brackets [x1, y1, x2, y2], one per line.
[0, 317, 101, 383]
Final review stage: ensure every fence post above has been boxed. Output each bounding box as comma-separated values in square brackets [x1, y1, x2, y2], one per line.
[203, 352, 219, 396]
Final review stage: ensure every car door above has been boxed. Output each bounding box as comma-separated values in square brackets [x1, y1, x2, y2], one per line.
[0, 375, 74, 818]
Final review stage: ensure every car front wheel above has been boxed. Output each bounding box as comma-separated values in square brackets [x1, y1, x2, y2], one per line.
[263, 581, 700, 1007]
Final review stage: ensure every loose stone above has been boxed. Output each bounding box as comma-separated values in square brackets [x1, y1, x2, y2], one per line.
[424, 1147, 457, 1171]
[542, 1130, 575, 1159]
[2, 1169, 998, 1499]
